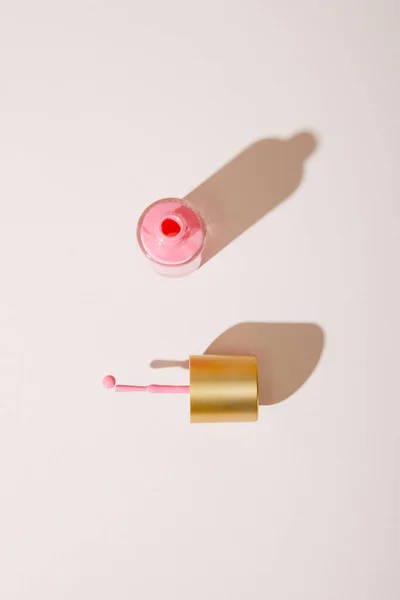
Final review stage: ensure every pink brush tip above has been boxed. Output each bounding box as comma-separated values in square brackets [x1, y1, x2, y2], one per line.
[103, 375, 116, 389]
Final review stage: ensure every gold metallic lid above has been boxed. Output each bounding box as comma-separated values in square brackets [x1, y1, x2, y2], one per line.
[190, 355, 258, 423]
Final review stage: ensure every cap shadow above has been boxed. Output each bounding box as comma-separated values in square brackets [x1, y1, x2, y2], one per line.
[204, 322, 324, 405]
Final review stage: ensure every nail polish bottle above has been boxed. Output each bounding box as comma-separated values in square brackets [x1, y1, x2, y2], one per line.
[137, 198, 206, 277]
[103, 355, 259, 423]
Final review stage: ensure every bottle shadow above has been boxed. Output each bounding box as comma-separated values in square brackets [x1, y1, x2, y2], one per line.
[184, 132, 317, 265]
[150, 321, 324, 405]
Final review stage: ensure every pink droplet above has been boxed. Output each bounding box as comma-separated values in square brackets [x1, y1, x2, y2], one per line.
[102, 375, 116, 389]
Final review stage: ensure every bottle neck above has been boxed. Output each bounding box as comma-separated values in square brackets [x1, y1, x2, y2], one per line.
[157, 214, 186, 244]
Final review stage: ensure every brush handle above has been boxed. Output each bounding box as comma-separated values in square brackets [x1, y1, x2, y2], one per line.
[102, 375, 189, 394]
[115, 384, 190, 394]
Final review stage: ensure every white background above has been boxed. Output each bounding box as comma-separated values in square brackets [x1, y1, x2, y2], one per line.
[0, 1, 399, 598]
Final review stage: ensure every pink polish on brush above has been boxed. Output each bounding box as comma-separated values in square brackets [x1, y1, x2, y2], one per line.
[102, 375, 190, 394]
[137, 198, 206, 277]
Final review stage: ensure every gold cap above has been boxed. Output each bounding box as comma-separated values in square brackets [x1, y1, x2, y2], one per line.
[190, 355, 258, 423]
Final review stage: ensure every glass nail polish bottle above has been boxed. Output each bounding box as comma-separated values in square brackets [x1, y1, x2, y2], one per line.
[137, 198, 206, 277]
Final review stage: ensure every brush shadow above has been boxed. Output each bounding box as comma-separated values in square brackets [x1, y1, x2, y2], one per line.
[150, 359, 189, 369]
[184, 132, 317, 265]
[150, 322, 324, 406]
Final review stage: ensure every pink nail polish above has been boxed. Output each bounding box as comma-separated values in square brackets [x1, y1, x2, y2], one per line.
[137, 198, 206, 277]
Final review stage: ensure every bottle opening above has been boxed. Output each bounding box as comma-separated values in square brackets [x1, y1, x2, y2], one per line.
[161, 217, 182, 237]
